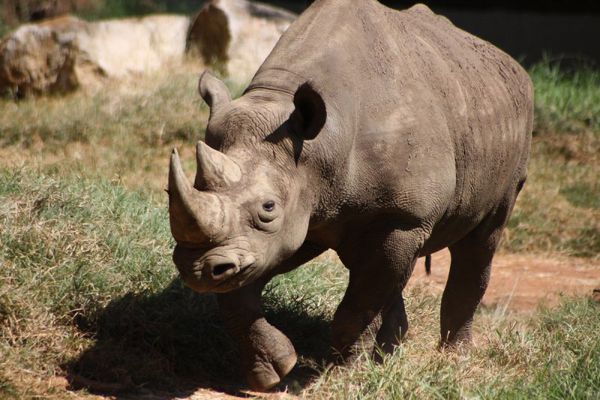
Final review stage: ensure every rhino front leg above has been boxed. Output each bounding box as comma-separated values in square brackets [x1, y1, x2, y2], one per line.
[373, 289, 409, 361]
[217, 242, 326, 391]
[217, 279, 297, 391]
[333, 227, 423, 361]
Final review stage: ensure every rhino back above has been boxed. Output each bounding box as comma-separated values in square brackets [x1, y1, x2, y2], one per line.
[249, 0, 533, 242]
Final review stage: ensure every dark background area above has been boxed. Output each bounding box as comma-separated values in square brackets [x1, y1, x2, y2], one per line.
[1, 0, 599, 66]
[266, 0, 600, 13]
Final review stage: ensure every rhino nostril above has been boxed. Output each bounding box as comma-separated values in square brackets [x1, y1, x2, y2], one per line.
[211, 262, 237, 279]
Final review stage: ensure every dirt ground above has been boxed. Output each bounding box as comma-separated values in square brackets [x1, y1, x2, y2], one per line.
[410, 250, 600, 312]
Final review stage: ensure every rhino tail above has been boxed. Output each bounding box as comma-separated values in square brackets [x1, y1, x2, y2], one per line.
[425, 254, 432, 275]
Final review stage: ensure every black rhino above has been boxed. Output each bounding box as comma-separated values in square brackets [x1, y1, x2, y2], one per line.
[167, 0, 533, 391]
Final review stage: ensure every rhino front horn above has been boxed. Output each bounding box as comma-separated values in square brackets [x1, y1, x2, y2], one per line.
[168, 148, 226, 244]
[194, 141, 242, 190]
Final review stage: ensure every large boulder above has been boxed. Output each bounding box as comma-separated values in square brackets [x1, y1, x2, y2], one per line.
[77, 15, 190, 79]
[0, 0, 297, 96]
[0, 14, 190, 96]
[0, 15, 84, 96]
[187, 0, 296, 83]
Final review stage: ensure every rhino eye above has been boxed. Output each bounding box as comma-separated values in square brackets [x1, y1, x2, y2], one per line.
[262, 201, 275, 212]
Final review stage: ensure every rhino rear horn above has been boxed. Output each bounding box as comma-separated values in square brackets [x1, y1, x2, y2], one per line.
[290, 82, 327, 140]
[194, 141, 241, 190]
[168, 149, 226, 244]
[198, 70, 231, 117]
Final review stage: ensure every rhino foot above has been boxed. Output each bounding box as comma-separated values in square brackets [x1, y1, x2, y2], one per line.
[246, 349, 297, 391]
[439, 326, 474, 351]
[242, 318, 297, 391]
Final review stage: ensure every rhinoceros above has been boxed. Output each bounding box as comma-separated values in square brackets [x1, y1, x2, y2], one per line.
[167, 0, 533, 390]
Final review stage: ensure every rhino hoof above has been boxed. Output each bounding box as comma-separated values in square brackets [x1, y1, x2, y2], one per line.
[242, 319, 298, 391]
[247, 351, 297, 391]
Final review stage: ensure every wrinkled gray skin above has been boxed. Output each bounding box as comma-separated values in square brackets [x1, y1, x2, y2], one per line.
[168, 0, 533, 391]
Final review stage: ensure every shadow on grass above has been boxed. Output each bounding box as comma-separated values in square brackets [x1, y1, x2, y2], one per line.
[64, 278, 332, 399]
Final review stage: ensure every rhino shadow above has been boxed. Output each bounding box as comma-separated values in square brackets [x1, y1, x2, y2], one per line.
[64, 278, 332, 399]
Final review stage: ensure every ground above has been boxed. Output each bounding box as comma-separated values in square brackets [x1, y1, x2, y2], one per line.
[412, 250, 600, 312]
[46, 251, 598, 400]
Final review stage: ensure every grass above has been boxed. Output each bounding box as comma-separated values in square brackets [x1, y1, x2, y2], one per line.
[304, 297, 600, 399]
[500, 61, 600, 258]
[0, 66, 244, 193]
[79, 0, 203, 21]
[0, 68, 205, 148]
[0, 169, 175, 396]
[0, 61, 599, 398]
[0, 169, 598, 399]
[0, 19, 9, 36]
[530, 61, 600, 134]
[1, 169, 599, 399]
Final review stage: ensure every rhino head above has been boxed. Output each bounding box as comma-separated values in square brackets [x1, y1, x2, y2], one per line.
[168, 71, 326, 293]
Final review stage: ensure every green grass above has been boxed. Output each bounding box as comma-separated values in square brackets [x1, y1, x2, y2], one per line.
[0, 61, 599, 398]
[0, 168, 598, 398]
[503, 139, 599, 258]
[530, 61, 600, 135]
[0, 19, 9, 36]
[0, 170, 176, 395]
[79, 0, 203, 21]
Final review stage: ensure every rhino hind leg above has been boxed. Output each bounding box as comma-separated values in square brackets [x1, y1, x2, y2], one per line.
[333, 227, 424, 361]
[440, 189, 521, 348]
[440, 239, 494, 347]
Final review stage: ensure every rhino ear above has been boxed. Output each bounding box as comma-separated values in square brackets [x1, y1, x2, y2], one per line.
[198, 70, 231, 114]
[290, 82, 326, 140]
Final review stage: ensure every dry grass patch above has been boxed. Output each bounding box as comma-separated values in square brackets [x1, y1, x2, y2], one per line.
[0, 64, 246, 193]
[503, 136, 600, 258]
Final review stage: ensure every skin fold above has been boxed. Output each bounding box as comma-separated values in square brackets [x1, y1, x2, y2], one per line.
[167, 0, 533, 391]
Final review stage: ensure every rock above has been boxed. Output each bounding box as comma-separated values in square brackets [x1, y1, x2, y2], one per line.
[77, 15, 190, 79]
[187, 0, 296, 83]
[0, 0, 297, 96]
[593, 288, 600, 303]
[0, 14, 190, 96]
[0, 15, 84, 96]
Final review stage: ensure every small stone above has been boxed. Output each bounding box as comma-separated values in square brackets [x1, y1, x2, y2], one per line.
[592, 288, 600, 303]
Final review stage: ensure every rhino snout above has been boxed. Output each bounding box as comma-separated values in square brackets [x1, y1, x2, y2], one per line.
[173, 243, 259, 292]
[205, 255, 241, 281]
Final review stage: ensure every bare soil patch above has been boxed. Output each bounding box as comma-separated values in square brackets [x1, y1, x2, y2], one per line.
[410, 250, 600, 312]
